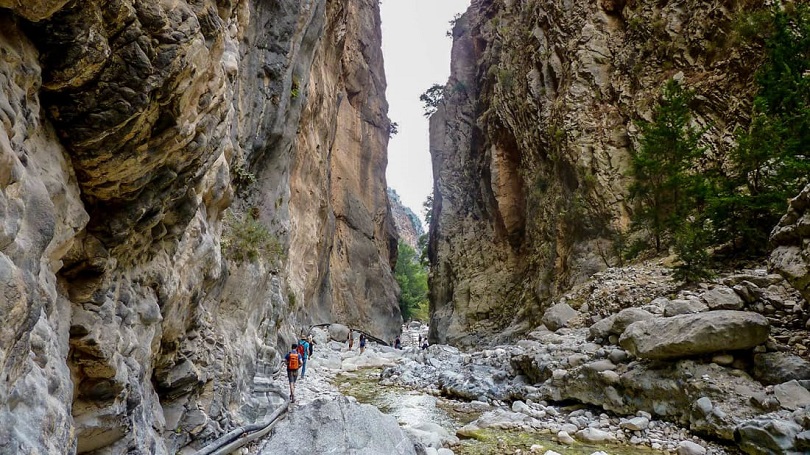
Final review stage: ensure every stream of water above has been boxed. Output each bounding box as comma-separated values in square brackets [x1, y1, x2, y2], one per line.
[337, 368, 669, 455]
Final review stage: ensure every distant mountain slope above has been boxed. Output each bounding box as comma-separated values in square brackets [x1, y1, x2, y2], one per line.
[388, 188, 425, 249]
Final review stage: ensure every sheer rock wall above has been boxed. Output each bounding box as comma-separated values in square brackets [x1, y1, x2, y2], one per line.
[428, 0, 762, 346]
[0, 0, 398, 453]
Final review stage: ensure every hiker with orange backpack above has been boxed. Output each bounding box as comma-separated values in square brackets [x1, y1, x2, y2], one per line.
[297, 337, 310, 378]
[284, 343, 301, 402]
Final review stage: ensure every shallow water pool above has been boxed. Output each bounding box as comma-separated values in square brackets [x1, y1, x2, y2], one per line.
[336, 369, 669, 455]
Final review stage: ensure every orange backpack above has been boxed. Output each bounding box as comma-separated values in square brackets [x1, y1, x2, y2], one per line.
[288, 351, 300, 370]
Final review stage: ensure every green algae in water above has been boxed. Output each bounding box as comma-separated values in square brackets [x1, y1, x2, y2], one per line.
[453, 427, 665, 455]
[337, 369, 668, 455]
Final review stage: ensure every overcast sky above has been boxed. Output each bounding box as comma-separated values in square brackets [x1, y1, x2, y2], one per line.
[380, 0, 471, 227]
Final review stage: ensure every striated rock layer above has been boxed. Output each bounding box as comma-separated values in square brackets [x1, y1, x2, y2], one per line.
[0, 0, 399, 453]
[388, 188, 425, 250]
[428, 0, 763, 346]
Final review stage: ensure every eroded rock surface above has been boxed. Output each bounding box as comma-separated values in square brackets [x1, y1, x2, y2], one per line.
[0, 0, 400, 453]
[427, 0, 765, 345]
[258, 397, 416, 455]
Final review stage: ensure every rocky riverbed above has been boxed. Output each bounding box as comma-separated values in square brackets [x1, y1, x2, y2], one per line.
[253, 294, 810, 455]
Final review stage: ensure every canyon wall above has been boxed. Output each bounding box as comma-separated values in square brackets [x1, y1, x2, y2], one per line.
[388, 188, 425, 250]
[0, 0, 398, 453]
[428, 0, 763, 346]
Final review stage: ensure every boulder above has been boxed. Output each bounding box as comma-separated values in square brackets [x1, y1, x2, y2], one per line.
[329, 324, 350, 342]
[752, 352, 810, 385]
[619, 311, 769, 360]
[620, 416, 649, 431]
[542, 303, 578, 331]
[677, 440, 706, 455]
[589, 308, 654, 340]
[701, 286, 744, 310]
[735, 418, 803, 455]
[575, 428, 614, 443]
[258, 397, 416, 454]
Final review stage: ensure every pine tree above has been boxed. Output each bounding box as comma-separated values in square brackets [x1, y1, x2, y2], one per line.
[629, 79, 706, 252]
[710, 4, 810, 255]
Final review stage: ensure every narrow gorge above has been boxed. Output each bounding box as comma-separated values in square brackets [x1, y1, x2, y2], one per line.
[1, 0, 399, 453]
[1, 0, 810, 454]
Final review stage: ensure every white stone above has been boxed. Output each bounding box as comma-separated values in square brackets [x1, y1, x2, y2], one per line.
[677, 440, 707, 455]
[557, 430, 575, 445]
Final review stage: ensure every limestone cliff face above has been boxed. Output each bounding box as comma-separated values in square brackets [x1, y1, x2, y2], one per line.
[428, 0, 762, 346]
[388, 188, 425, 250]
[0, 0, 398, 453]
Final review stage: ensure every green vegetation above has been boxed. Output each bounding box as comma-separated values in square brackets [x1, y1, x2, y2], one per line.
[221, 210, 284, 264]
[628, 78, 706, 253]
[291, 76, 300, 99]
[388, 121, 399, 137]
[707, 3, 810, 256]
[231, 163, 256, 190]
[420, 84, 445, 117]
[672, 217, 713, 283]
[422, 192, 434, 226]
[622, 3, 810, 281]
[394, 240, 429, 321]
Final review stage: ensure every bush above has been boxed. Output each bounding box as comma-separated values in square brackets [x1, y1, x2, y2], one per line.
[221, 210, 284, 264]
[673, 218, 713, 283]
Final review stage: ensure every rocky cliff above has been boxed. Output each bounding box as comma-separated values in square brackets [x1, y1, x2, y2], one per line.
[0, 0, 399, 453]
[388, 188, 425, 250]
[428, 0, 763, 346]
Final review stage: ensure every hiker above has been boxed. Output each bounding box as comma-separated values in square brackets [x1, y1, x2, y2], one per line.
[347, 330, 354, 350]
[298, 337, 310, 378]
[394, 335, 401, 350]
[421, 339, 428, 350]
[307, 334, 314, 357]
[284, 343, 301, 402]
[359, 333, 367, 354]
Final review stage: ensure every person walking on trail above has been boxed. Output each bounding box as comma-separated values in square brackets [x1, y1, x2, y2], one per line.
[298, 337, 310, 378]
[394, 335, 401, 350]
[359, 333, 367, 354]
[347, 330, 354, 350]
[284, 343, 301, 402]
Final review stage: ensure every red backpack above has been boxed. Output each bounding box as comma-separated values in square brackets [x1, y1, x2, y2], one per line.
[287, 351, 300, 370]
[297, 344, 305, 359]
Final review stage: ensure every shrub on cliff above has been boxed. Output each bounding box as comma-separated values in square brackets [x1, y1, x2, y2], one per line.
[221, 210, 284, 264]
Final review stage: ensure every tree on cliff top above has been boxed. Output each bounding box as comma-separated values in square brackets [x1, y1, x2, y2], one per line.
[420, 84, 445, 117]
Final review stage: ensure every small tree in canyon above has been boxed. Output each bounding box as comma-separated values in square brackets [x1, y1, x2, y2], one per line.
[629, 79, 706, 253]
[394, 240, 429, 321]
[708, 3, 810, 256]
